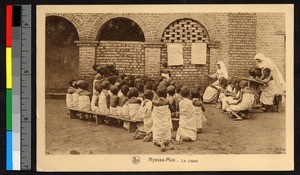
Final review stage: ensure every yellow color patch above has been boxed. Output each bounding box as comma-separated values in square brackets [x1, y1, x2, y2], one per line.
[6, 47, 12, 89]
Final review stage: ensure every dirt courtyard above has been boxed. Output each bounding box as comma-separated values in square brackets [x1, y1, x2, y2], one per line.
[45, 98, 286, 155]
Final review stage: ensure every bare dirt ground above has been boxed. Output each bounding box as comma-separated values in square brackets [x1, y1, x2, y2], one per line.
[45, 98, 285, 155]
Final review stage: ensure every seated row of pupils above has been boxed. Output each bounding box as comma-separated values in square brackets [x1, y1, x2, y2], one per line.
[66, 65, 207, 152]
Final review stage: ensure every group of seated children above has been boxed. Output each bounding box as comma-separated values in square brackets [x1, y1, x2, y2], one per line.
[213, 67, 277, 120]
[66, 64, 207, 152]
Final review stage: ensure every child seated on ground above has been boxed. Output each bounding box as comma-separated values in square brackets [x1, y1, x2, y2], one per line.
[258, 68, 278, 112]
[77, 81, 92, 118]
[98, 80, 110, 115]
[221, 78, 241, 111]
[226, 80, 254, 120]
[191, 88, 206, 134]
[66, 79, 77, 108]
[217, 78, 234, 109]
[91, 81, 102, 112]
[166, 85, 176, 118]
[117, 85, 129, 117]
[109, 85, 120, 116]
[152, 85, 174, 152]
[176, 86, 197, 143]
[133, 90, 154, 141]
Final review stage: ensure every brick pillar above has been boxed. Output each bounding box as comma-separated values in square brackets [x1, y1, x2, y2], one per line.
[143, 42, 164, 78]
[75, 41, 99, 80]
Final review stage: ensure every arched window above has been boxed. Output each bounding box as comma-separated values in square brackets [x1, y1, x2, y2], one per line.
[46, 16, 79, 92]
[98, 17, 145, 42]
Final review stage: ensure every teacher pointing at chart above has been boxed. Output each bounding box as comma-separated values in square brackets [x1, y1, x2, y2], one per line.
[202, 61, 229, 103]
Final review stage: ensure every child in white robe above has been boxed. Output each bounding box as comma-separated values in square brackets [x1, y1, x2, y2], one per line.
[152, 85, 174, 152]
[98, 80, 110, 115]
[66, 79, 77, 108]
[191, 88, 206, 134]
[226, 80, 254, 120]
[176, 86, 197, 143]
[126, 87, 142, 130]
[133, 90, 154, 141]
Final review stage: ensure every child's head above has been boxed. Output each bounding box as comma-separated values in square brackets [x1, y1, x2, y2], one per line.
[107, 76, 116, 85]
[227, 78, 233, 85]
[110, 85, 119, 95]
[239, 80, 248, 88]
[162, 61, 168, 68]
[145, 82, 153, 90]
[175, 83, 183, 94]
[156, 85, 167, 98]
[191, 87, 200, 99]
[128, 79, 135, 88]
[101, 80, 111, 90]
[120, 74, 126, 80]
[77, 80, 89, 91]
[69, 79, 77, 88]
[249, 67, 257, 78]
[193, 84, 201, 91]
[219, 77, 228, 88]
[95, 81, 103, 93]
[121, 85, 129, 97]
[128, 87, 139, 99]
[263, 68, 271, 77]
[170, 80, 176, 86]
[97, 66, 107, 76]
[255, 68, 262, 78]
[136, 83, 145, 94]
[144, 89, 154, 101]
[92, 64, 99, 72]
[180, 86, 190, 98]
[120, 80, 129, 87]
[167, 85, 176, 96]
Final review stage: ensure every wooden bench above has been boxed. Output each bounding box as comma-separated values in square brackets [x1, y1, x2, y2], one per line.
[65, 107, 143, 132]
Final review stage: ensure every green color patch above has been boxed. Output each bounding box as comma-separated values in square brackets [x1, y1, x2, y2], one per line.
[6, 89, 12, 131]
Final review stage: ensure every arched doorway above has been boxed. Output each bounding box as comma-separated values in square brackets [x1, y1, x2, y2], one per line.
[46, 16, 79, 93]
[161, 18, 210, 89]
[96, 17, 145, 76]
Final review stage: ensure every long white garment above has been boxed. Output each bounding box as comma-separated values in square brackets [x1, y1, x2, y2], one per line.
[138, 100, 153, 133]
[72, 90, 80, 109]
[91, 94, 99, 112]
[152, 105, 172, 142]
[128, 103, 141, 120]
[222, 90, 240, 111]
[98, 90, 110, 115]
[254, 53, 286, 94]
[260, 80, 278, 105]
[227, 92, 254, 112]
[78, 95, 91, 111]
[176, 98, 197, 141]
[66, 94, 73, 108]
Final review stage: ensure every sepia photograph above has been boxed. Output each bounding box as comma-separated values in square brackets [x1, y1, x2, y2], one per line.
[36, 5, 294, 171]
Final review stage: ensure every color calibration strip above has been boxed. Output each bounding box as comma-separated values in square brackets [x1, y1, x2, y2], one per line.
[6, 5, 31, 170]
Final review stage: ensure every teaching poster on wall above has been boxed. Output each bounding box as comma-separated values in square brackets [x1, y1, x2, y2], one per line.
[191, 42, 207, 64]
[167, 43, 183, 66]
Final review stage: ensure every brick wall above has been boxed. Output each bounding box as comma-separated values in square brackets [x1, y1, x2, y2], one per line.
[256, 13, 286, 79]
[161, 19, 210, 88]
[45, 12, 286, 92]
[228, 13, 257, 78]
[96, 41, 145, 76]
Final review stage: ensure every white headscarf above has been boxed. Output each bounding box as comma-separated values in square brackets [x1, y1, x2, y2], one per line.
[254, 53, 286, 94]
[216, 61, 228, 79]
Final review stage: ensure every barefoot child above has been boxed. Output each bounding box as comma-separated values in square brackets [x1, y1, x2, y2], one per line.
[134, 90, 154, 141]
[66, 79, 77, 108]
[124, 87, 142, 130]
[191, 88, 206, 133]
[176, 86, 197, 143]
[226, 80, 254, 120]
[152, 85, 174, 151]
